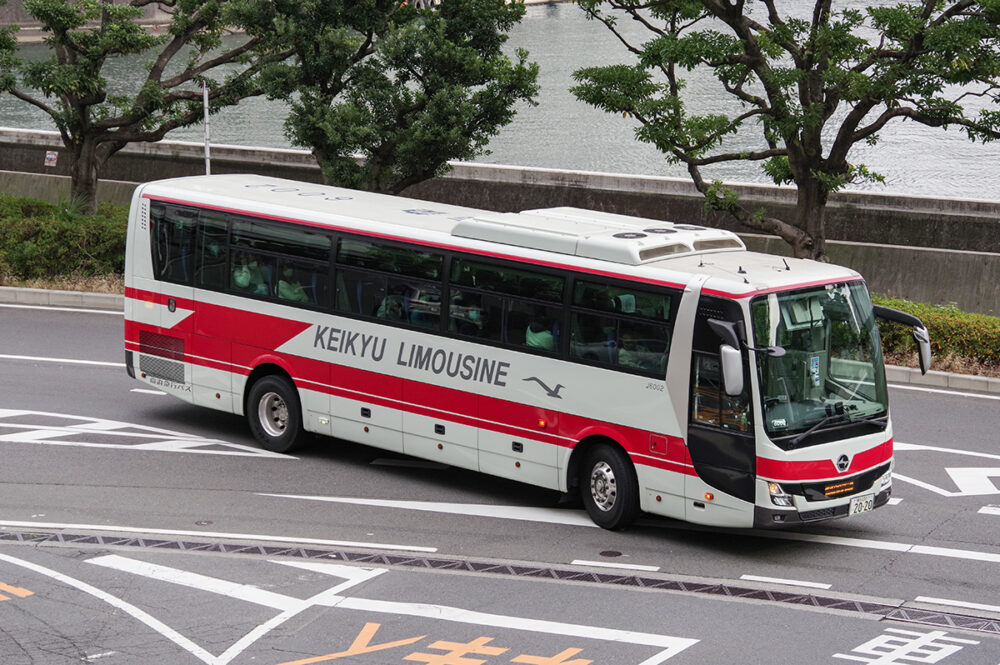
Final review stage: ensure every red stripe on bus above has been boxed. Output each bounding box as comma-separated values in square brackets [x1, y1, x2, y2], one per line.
[756, 438, 892, 481]
[124, 296, 695, 471]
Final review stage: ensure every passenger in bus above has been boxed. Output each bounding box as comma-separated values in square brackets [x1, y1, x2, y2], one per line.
[525, 320, 555, 351]
[618, 331, 656, 371]
[376, 294, 406, 321]
[232, 253, 269, 295]
[277, 267, 310, 303]
[452, 292, 484, 335]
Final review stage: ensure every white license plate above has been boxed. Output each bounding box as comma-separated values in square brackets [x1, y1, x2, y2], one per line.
[849, 494, 875, 515]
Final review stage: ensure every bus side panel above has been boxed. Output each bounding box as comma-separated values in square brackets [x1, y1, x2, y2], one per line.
[478, 394, 561, 491]
[328, 364, 403, 453]
[401, 380, 478, 472]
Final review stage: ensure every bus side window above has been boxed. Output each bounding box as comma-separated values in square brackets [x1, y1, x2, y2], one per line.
[152, 203, 197, 285]
[195, 212, 228, 290]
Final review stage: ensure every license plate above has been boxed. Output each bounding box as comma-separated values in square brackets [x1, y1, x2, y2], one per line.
[849, 494, 875, 515]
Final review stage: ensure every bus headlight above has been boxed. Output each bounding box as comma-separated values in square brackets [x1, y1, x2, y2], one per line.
[880, 473, 892, 490]
[768, 482, 793, 507]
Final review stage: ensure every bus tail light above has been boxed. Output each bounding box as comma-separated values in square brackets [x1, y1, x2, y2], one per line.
[768, 482, 793, 507]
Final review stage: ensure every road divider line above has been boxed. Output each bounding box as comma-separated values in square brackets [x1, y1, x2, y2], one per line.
[0, 519, 437, 553]
[914, 596, 1000, 614]
[571, 559, 660, 572]
[739, 574, 831, 590]
[259, 494, 599, 528]
[0, 354, 123, 368]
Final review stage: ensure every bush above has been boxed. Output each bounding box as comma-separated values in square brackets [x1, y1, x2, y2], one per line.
[873, 294, 1000, 368]
[0, 195, 128, 279]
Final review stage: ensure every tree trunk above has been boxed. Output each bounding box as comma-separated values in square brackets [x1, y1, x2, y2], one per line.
[69, 137, 102, 215]
[792, 177, 829, 261]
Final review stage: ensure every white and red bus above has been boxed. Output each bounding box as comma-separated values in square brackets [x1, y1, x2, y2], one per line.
[124, 174, 930, 530]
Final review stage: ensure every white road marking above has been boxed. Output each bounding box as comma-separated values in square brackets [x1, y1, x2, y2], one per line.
[888, 498, 903, 505]
[0, 353, 122, 368]
[739, 574, 831, 590]
[979, 505, 1000, 517]
[131, 388, 167, 395]
[333, 597, 698, 663]
[0, 519, 437, 553]
[0, 552, 217, 664]
[913, 596, 1000, 614]
[87, 555, 386, 665]
[259, 493, 599, 528]
[571, 559, 661, 572]
[0, 409, 287, 458]
[893, 469, 1000, 497]
[889, 383, 1000, 401]
[92, 554, 697, 664]
[0, 303, 121, 315]
[87, 555, 303, 611]
[895, 441, 1000, 461]
[263, 495, 1000, 566]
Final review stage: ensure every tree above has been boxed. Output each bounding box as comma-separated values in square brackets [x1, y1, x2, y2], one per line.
[239, 0, 539, 194]
[571, 0, 1000, 260]
[0, 0, 293, 214]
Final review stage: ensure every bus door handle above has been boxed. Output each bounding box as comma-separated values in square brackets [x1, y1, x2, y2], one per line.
[434, 424, 446, 435]
[511, 441, 524, 453]
[361, 407, 371, 418]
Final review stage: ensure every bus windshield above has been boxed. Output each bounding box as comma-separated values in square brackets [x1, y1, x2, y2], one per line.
[751, 281, 888, 447]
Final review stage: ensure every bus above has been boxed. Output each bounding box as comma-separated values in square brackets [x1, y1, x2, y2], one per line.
[124, 174, 931, 530]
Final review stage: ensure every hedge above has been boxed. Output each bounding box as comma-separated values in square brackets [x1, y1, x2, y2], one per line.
[872, 295, 1000, 367]
[0, 195, 128, 278]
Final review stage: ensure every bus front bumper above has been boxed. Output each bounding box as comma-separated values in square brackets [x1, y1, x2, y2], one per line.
[753, 487, 892, 528]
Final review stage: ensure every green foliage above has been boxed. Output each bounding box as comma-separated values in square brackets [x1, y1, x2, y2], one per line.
[571, 1, 1000, 259]
[241, 0, 538, 194]
[0, 0, 293, 213]
[0, 195, 128, 278]
[873, 294, 1000, 367]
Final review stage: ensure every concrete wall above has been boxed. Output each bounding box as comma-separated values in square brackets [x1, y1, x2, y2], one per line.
[1, 127, 997, 316]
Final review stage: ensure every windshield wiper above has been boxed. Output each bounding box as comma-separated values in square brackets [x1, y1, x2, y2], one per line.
[789, 403, 857, 448]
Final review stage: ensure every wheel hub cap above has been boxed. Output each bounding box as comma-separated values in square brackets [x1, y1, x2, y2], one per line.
[590, 461, 617, 512]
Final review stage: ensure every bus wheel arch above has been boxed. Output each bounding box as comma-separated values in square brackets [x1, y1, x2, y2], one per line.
[569, 436, 640, 530]
[244, 365, 304, 453]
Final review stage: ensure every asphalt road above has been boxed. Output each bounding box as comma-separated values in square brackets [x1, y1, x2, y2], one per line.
[1, 302, 999, 665]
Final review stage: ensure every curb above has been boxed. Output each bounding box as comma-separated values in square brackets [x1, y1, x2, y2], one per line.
[3, 286, 998, 395]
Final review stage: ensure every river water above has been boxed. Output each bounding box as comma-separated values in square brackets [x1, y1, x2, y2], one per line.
[3, 2, 999, 200]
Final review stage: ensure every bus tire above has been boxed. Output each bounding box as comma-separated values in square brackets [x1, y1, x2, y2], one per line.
[580, 443, 639, 530]
[247, 375, 303, 453]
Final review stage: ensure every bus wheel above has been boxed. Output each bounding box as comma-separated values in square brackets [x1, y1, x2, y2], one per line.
[580, 443, 639, 530]
[247, 375, 303, 453]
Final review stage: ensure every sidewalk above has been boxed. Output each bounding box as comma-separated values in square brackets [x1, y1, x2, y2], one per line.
[3, 285, 999, 394]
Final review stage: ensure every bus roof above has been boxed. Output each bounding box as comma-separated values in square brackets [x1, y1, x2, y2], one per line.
[138, 174, 861, 298]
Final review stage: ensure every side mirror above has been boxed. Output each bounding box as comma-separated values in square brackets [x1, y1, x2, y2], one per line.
[720, 344, 744, 396]
[873, 305, 932, 375]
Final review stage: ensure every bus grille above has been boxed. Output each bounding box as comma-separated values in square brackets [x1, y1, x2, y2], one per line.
[795, 462, 890, 502]
[139, 331, 185, 361]
[139, 354, 185, 383]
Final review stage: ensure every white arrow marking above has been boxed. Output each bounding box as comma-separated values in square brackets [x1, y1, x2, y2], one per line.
[945, 468, 1000, 496]
[892, 470, 1000, 497]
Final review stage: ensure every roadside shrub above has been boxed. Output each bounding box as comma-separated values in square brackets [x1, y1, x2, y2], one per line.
[873, 295, 1000, 368]
[0, 195, 128, 278]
